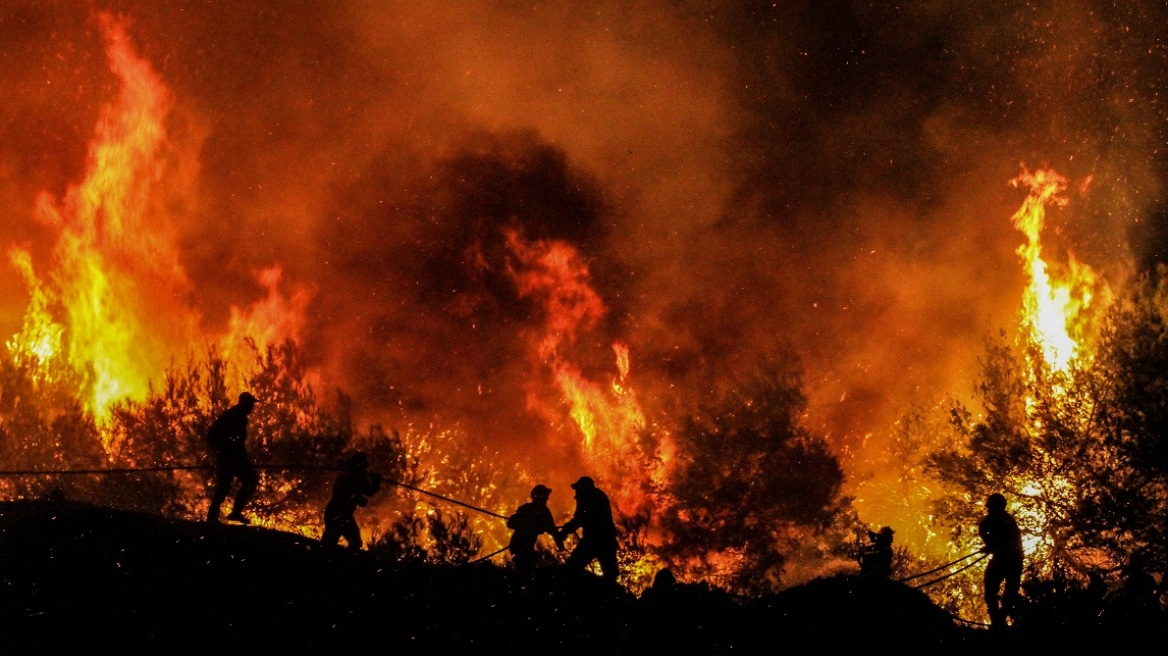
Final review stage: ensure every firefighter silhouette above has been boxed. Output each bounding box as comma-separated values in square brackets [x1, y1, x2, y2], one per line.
[506, 484, 562, 571]
[320, 451, 382, 549]
[557, 476, 619, 582]
[859, 526, 895, 578]
[205, 392, 260, 524]
[978, 493, 1024, 629]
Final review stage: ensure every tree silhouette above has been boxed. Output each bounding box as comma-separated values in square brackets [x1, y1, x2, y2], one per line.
[1090, 268, 1168, 572]
[927, 268, 1168, 591]
[656, 357, 847, 594]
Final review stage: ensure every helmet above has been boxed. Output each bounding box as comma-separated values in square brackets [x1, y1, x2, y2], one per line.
[878, 526, 895, 538]
[238, 391, 259, 405]
[530, 484, 552, 499]
[570, 476, 595, 490]
[986, 493, 1007, 511]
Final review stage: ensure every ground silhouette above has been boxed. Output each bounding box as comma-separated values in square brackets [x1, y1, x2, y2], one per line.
[0, 499, 1162, 653]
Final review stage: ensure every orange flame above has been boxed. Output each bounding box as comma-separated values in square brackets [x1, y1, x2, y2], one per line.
[504, 229, 654, 511]
[221, 267, 313, 360]
[1007, 166, 1109, 567]
[6, 14, 312, 452]
[854, 166, 1112, 595]
[1010, 166, 1101, 372]
[21, 14, 195, 433]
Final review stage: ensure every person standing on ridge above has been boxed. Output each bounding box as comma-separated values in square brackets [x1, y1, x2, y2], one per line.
[978, 492, 1024, 629]
[506, 484, 563, 572]
[321, 451, 383, 550]
[205, 391, 260, 524]
[557, 476, 619, 582]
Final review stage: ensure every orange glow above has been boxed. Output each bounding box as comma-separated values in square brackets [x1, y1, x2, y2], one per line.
[504, 229, 656, 514]
[1010, 166, 1102, 373]
[852, 166, 1113, 610]
[7, 15, 312, 452]
[3, 4, 1158, 598]
[5, 248, 64, 375]
[221, 267, 313, 363]
[6, 14, 207, 443]
[31, 15, 180, 430]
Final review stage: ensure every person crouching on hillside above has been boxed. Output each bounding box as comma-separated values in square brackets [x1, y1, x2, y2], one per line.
[321, 452, 382, 550]
[507, 484, 564, 572]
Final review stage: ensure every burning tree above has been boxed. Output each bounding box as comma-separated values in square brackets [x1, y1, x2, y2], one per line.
[923, 170, 1168, 622]
[654, 356, 849, 595]
[924, 275, 1168, 622]
[1086, 268, 1168, 571]
[925, 329, 1107, 575]
[911, 164, 1158, 620]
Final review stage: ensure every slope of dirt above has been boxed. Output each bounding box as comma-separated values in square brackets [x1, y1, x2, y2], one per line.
[0, 499, 1160, 653]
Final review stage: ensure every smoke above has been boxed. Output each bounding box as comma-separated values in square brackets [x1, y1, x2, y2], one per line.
[2, 1, 1167, 500]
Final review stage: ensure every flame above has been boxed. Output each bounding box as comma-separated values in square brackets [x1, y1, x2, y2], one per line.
[854, 166, 1112, 615]
[12, 14, 193, 435]
[1006, 166, 1109, 572]
[221, 267, 313, 361]
[4, 10, 1138, 595]
[504, 228, 606, 358]
[5, 15, 314, 452]
[504, 229, 657, 513]
[5, 249, 64, 374]
[1010, 166, 1101, 372]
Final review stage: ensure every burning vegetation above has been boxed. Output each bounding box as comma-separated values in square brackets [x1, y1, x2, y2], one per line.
[2, 2, 1168, 632]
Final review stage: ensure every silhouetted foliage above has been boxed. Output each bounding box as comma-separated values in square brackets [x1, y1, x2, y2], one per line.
[370, 511, 429, 563]
[427, 510, 482, 564]
[102, 352, 226, 515]
[1, 334, 414, 547]
[656, 357, 848, 594]
[375, 423, 516, 565]
[927, 329, 1110, 578]
[0, 345, 108, 501]
[927, 270, 1168, 618]
[1090, 268, 1168, 571]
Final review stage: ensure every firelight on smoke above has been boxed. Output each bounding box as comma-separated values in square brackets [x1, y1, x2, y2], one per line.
[1010, 166, 1104, 374]
[3, 1, 1161, 601]
[8, 15, 310, 453]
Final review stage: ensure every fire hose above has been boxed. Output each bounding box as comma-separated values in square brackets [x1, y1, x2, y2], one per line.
[0, 462, 538, 568]
[909, 552, 989, 590]
[895, 550, 983, 584]
[0, 463, 511, 520]
[903, 552, 993, 628]
[467, 544, 511, 564]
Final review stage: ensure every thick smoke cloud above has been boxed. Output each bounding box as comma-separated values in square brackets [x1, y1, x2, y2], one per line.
[2, 1, 1167, 481]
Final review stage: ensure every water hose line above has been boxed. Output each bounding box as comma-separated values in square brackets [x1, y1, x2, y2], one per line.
[895, 550, 983, 583]
[0, 463, 510, 520]
[912, 553, 990, 590]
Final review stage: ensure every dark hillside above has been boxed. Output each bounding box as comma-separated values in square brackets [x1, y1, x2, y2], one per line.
[0, 500, 1160, 654]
